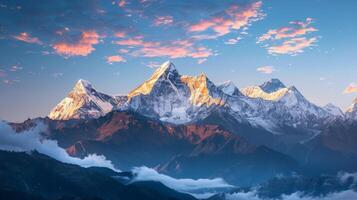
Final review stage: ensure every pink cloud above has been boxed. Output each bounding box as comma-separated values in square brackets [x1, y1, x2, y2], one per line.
[188, 1, 263, 38]
[189, 47, 213, 58]
[118, 48, 129, 53]
[258, 18, 317, 43]
[106, 55, 126, 64]
[154, 16, 174, 26]
[114, 31, 127, 38]
[115, 36, 212, 60]
[224, 37, 241, 45]
[267, 37, 317, 55]
[257, 66, 275, 74]
[13, 32, 43, 45]
[118, 0, 126, 7]
[344, 82, 357, 94]
[146, 61, 161, 69]
[258, 18, 318, 55]
[114, 36, 158, 47]
[53, 31, 100, 57]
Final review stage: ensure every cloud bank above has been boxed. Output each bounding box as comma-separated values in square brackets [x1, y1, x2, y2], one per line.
[0, 121, 118, 171]
[0, 121, 233, 196]
[131, 166, 233, 193]
[225, 189, 357, 200]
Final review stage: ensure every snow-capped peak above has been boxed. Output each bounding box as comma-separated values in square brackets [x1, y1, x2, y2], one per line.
[260, 78, 286, 93]
[346, 97, 357, 120]
[181, 73, 225, 107]
[346, 97, 357, 113]
[48, 79, 117, 120]
[154, 60, 177, 75]
[323, 103, 344, 116]
[218, 81, 241, 96]
[241, 86, 289, 101]
[73, 79, 94, 94]
[128, 61, 179, 99]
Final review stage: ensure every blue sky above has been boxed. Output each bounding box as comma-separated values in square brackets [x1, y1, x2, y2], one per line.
[0, 0, 356, 122]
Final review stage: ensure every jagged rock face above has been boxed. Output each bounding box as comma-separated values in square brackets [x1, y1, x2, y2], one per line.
[125, 61, 229, 123]
[259, 78, 286, 93]
[240, 80, 333, 133]
[48, 79, 118, 120]
[217, 81, 242, 96]
[323, 103, 344, 117]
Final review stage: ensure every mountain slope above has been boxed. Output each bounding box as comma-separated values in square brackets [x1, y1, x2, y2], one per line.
[125, 61, 228, 124]
[323, 103, 344, 117]
[17, 110, 298, 185]
[217, 81, 242, 96]
[49, 80, 118, 120]
[240, 79, 333, 133]
[158, 132, 296, 186]
[0, 150, 196, 200]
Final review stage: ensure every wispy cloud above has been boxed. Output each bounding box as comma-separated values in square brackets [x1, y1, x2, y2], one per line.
[343, 82, 357, 94]
[267, 37, 317, 55]
[114, 31, 127, 38]
[2, 79, 20, 85]
[224, 37, 242, 45]
[53, 31, 100, 57]
[13, 32, 43, 45]
[52, 72, 64, 78]
[118, 0, 126, 7]
[10, 64, 23, 72]
[188, 1, 264, 39]
[197, 58, 207, 64]
[258, 18, 317, 43]
[258, 18, 318, 55]
[118, 48, 129, 54]
[154, 15, 174, 26]
[0, 69, 7, 77]
[106, 55, 126, 64]
[257, 65, 275, 74]
[145, 61, 161, 68]
[115, 36, 213, 60]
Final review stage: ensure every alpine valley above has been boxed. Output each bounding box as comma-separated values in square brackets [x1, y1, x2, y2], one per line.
[3, 61, 357, 200]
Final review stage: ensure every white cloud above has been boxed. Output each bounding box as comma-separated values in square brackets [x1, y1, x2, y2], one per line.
[0, 121, 234, 197]
[225, 189, 357, 200]
[131, 166, 233, 194]
[257, 66, 275, 74]
[0, 121, 119, 171]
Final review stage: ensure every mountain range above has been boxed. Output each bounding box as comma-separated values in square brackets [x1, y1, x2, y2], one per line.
[49, 61, 355, 131]
[6, 61, 357, 192]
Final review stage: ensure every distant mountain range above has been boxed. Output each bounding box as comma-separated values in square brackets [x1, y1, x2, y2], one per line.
[8, 61, 357, 187]
[49, 61, 356, 132]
